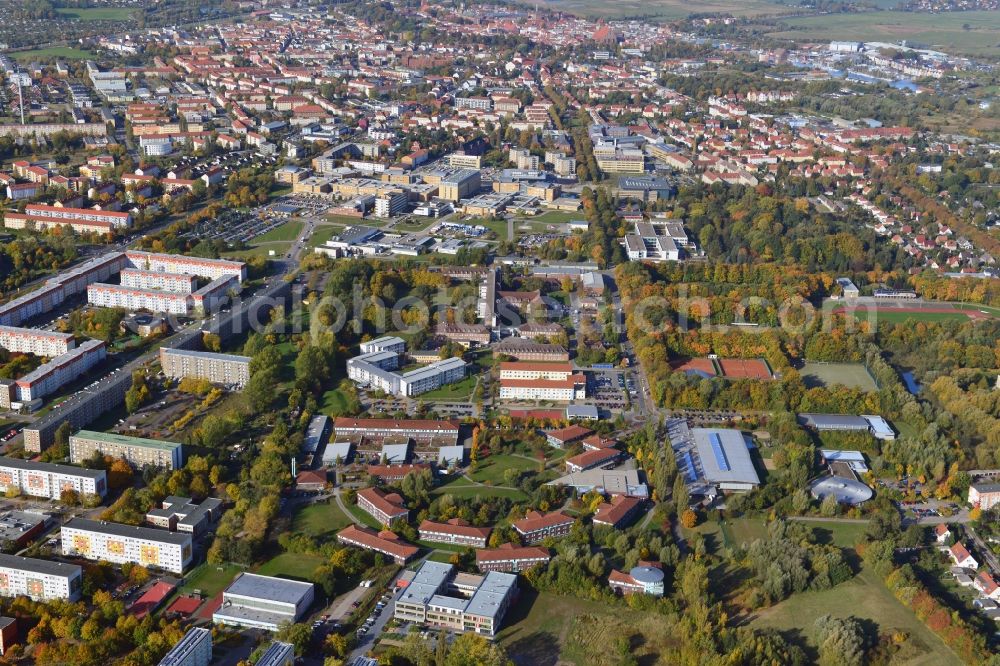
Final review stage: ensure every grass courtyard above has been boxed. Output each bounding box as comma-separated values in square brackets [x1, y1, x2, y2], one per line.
[253, 219, 304, 244]
[292, 500, 353, 539]
[468, 454, 540, 485]
[256, 552, 326, 581]
[416, 374, 477, 401]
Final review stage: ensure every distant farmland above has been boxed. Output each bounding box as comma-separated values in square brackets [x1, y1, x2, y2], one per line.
[767, 11, 1000, 58]
[524, 0, 791, 20]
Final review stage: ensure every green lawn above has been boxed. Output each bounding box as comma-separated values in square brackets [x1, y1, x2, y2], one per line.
[321, 387, 354, 416]
[56, 7, 133, 20]
[469, 454, 540, 485]
[416, 374, 477, 401]
[346, 502, 383, 529]
[768, 10, 1000, 58]
[12, 47, 95, 60]
[800, 361, 878, 391]
[853, 310, 972, 324]
[432, 477, 528, 502]
[256, 552, 326, 580]
[499, 590, 673, 665]
[522, 210, 580, 225]
[179, 563, 243, 598]
[292, 500, 353, 538]
[752, 566, 960, 666]
[253, 220, 304, 243]
[306, 224, 346, 249]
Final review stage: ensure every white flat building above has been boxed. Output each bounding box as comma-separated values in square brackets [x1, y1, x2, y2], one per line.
[0, 326, 74, 356]
[213, 573, 315, 631]
[120, 268, 197, 294]
[88, 283, 191, 315]
[0, 553, 83, 602]
[158, 627, 212, 666]
[0, 457, 107, 500]
[61, 518, 193, 573]
[11, 339, 106, 403]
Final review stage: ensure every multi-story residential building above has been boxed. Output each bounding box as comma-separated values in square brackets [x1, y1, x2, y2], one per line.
[969, 481, 1000, 511]
[120, 269, 197, 294]
[158, 627, 212, 666]
[254, 642, 296, 666]
[446, 152, 482, 169]
[455, 96, 492, 111]
[0, 457, 107, 500]
[6, 340, 106, 405]
[69, 430, 184, 470]
[0, 326, 74, 356]
[394, 560, 517, 637]
[2, 204, 132, 234]
[61, 518, 193, 574]
[475, 544, 551, 573]
[356, 487, 409, 526]
[213, 573, 315, 631]
[125, 251, 246, 283]
[498, 375, 586, 402]
[347, 347, 465, 398]
[509, 148, 540, 171]
[513, 510, 574, 544]
[159, 348, 251, 387]
[359, 336, 406, 355]
[419, 519, 491, 548]
[0, 554, 82, 602]
[336, 524, 418, 564]
[88, 283, 192, 315]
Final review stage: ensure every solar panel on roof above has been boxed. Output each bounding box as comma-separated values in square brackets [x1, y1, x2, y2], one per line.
[682, 452, 697, 482]
[709, 433, 730, 472]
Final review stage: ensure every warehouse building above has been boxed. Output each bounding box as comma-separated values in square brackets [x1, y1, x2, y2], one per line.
[61, 518, 193, 574]
[70, 430, 184, 470]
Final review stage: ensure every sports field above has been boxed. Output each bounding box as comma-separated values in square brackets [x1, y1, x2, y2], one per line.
[833, 300, 998, 325]
[768, 11, 1000, 58]
[800, 361, 878, 391]
[12, 47, 95, 60]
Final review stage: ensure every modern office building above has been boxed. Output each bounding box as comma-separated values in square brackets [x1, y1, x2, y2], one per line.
[159, 348, 251, 387]
[69, 430, 184, 469]
[394, 560, 517, 637]
[0, 457, 107, 500]
[359, 336, 406, 355]
[0, 554, 82, 602]
[347, 343, 466, 398]
[213, 573, 315, 631]
[61, 518, 193, 574]
[498, 362, 574, 381]
[158, 627, 212, 666]
[438, 169, 481, 202]
[608, 564, 665, 597]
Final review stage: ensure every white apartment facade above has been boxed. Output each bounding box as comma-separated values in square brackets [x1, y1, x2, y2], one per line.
[0, 457, 107, 500]
[0, 326, 74, 357]
[61, 518, 193, 573]
[0, 554, 83, 602]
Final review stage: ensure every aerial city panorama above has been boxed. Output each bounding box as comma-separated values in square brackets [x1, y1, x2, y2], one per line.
[2, 0, 1000, 664]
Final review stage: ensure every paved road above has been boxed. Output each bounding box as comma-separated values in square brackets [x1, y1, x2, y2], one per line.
[346, 575, 404, 663]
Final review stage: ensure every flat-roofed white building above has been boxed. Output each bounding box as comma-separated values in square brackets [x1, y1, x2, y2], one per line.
[213, 573, 315, 631]
[125, 251, 246, 283]
[0, 457, 107, 500]
[10, 339, 106, 404]
[0, 553, 83, 602]
[61, 518, 193, 573]
[88, 283, 191, 315]
[120, 268, 197, 294]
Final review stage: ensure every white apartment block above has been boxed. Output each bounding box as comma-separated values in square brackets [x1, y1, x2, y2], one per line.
[0, 554, 83, 602]
[0, 457, 107, 500]
[21, 203, 132, 228]
[61, 518, 193, 573]
[12, 339, 106, 403]
[159, 348, 251, 387]
[88, 284, 191, 315]
[498, 376, 586, 402]
[125, 251, 247, 283]
[359, 336, 406, 355]
[120, 268, 197, 294]
[0, 326, 74, 357]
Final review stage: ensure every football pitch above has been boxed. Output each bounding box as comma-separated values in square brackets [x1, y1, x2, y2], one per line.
[800, 362, 878, 391]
